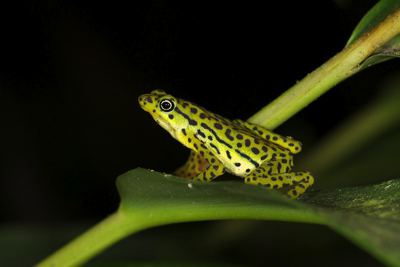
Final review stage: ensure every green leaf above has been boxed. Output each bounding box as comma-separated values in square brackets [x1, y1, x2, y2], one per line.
[119, 169, 400, 266]
[304, 180, 400, 266]
[117, 169, 320, 224]
[39, 168, 400, 267]
[346, 0, 400, 69]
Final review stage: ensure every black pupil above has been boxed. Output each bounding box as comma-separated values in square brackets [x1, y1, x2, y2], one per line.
[161, 100, 172, 111]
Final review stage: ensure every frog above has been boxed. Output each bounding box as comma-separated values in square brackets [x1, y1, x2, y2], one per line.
[138, 90, 314, 198]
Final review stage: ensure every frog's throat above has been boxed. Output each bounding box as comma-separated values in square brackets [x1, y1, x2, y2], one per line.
[155, 117, 178, 139]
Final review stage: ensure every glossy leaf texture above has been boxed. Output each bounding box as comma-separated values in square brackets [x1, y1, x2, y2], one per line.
[117, 168, 400, 267]
[346, 0, 400, 69]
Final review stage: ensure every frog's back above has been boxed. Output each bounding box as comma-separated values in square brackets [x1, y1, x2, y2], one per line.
[183, 108, 288, 176]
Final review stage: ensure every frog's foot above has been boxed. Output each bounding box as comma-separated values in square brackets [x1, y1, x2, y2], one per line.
[286, 172, 314, 198]
[244, 168, 314, 199]
[174, 151, 209, 179]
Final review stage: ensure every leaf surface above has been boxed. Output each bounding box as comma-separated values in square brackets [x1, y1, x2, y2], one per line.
[117, 168, 400, 266]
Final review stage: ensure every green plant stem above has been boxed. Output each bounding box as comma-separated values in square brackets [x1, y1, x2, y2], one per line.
[249, 8, 400, 129]
[37, 204, 324, 266]
[36, 212, 137, 267]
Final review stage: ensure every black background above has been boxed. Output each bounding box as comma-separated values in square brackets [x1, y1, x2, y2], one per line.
[0, 1, 397, 266]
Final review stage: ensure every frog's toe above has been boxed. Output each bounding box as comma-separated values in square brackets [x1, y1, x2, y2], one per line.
[287, 172, 314, 199]
[244, 169, 314, 199]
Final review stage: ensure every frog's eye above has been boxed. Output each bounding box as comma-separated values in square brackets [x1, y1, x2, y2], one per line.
[159, 99, 175, 112]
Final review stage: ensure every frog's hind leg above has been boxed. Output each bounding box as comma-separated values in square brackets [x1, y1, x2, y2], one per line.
[174, 151, 209, 179]
[244, 166, 287, 189]
[244, 165, 314, 198]
[233, 119, 302, 154]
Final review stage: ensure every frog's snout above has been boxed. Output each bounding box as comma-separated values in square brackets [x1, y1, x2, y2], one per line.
[138, 94, 156, 112]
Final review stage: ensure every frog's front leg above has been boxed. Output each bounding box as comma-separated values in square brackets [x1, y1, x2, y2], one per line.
[174, 150, 209, 179]
[193, 151, 225, 182]
[244, 163, 314, 198]
[175, 150, 224, 182]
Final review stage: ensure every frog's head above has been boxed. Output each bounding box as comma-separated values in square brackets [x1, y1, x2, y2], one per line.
[138, 90, 189, 139]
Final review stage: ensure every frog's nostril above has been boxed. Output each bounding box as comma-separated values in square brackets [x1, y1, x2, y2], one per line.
[145, 97, 153, 103]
